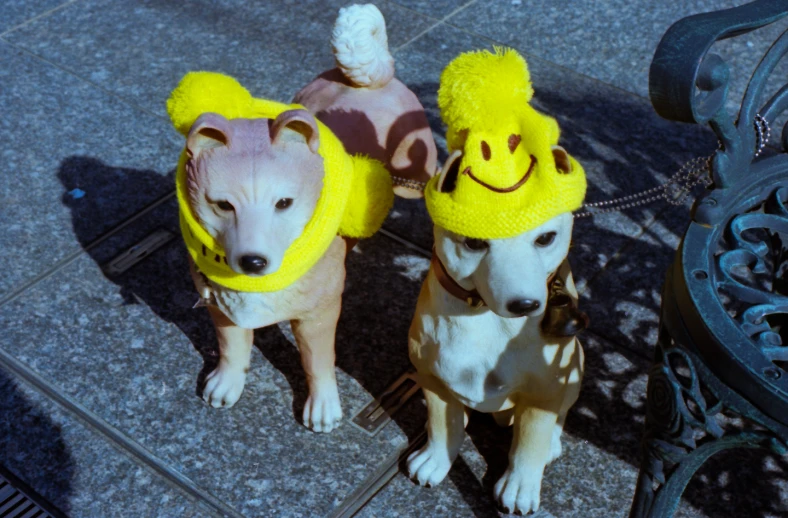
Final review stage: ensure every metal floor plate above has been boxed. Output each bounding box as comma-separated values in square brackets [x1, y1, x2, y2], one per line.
[0, 465, 65, 518]
[350, 370, 420, 436]
[103, 228, 175, 276]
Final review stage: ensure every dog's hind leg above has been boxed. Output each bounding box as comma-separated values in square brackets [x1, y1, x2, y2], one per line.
[291, 302, 343, 433]
[202, 306, 253, 408]
[406, 382, 465, 488]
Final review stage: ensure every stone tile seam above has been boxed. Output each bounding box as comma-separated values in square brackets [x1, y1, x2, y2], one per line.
[0, 37, 167, 124]
[0, 0, 81, 38]
[0, 191, 176, 309]
[0, 346, 244, 518]
[328, 430, 426, 518]
[378, 227, 431, 257]
[382, 0, 445, 24]
[390, 0, 482, 54]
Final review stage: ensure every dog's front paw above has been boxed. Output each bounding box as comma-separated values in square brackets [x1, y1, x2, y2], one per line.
[494, 467, 543, 515]
[202, 365, 246, 408]
[303, 383, 342, 433]
[406, 443, 454, 488]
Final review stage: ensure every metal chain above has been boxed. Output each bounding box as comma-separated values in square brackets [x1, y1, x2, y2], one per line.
[392, 177, 428, 191]
[573, 155, 714, 218]
[390, 115, 772, 219]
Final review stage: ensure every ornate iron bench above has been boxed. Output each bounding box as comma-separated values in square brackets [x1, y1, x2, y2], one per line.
[629, 1, 788, 516]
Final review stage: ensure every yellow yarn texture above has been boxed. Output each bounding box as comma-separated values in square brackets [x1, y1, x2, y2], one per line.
[426, 48, 586, 239]
[168, 72, 392, 292]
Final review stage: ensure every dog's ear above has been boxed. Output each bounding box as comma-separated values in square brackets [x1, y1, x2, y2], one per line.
[271, 109, 320, 153]
[551, 145, 572, 174]
[436, 149, 463, 193]
[186, 113, 231, 159]
[446, 128, 468, 151]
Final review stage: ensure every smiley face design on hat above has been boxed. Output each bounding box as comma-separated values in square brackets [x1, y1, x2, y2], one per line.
[425, 47, 587, 240]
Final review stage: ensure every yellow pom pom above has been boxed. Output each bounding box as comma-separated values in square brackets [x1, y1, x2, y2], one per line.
[166, 72, 255, 135]
[438, 47, 533, 135]
[338, 156, 393, 238]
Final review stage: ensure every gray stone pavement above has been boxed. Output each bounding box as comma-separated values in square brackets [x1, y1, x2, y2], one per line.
[0, 0, 786, 516]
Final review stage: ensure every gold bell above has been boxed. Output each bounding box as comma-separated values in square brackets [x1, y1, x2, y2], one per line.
[540, 276, 589, 337]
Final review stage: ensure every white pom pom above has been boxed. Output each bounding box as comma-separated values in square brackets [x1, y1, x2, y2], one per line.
[331, 4, 395, 88]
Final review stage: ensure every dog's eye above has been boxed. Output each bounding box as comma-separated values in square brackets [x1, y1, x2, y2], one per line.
[216, 200, 234, 211]
[275, 198, 293, 210]
[464, 238, 489, 251]
[535, 232, 556, 247]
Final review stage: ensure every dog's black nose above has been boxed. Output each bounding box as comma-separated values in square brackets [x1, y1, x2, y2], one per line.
[240, 255, 268, 274]
[507, 299, 540, 316]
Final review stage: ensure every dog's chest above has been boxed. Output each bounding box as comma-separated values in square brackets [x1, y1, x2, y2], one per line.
[422, 313, 544, 410]
[212, 288, 301, 329]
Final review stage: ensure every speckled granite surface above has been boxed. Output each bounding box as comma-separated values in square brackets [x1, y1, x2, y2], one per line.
[0, 42, 181, 299]
[3, 0, 434, 118]
[388, 0, 476, 19]
[0, 198, 428, 516]
[1, 0, 787, 516]
[0, 366, 206, 517]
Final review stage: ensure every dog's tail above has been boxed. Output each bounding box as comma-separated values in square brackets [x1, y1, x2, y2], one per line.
[331, 4, 395, 89]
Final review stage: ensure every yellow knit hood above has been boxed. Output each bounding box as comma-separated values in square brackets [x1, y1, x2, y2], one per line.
[167, 72, 393, 292]
[425, 48, 586, 239]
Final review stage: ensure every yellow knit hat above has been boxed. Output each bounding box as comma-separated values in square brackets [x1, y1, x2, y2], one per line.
[167, 72, 393, 292]
[425, 48, 586, 239]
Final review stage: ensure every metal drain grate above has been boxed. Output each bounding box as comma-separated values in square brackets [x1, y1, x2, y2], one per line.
[103, 228, 174, 276]
[0, 466, 65, 518]
[351, 370, 420, 436]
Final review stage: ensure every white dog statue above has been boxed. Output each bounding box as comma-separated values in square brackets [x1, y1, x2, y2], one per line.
[406, 48, 588, 515]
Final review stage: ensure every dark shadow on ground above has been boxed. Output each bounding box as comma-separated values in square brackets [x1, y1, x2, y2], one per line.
[0, 370, 73, 515]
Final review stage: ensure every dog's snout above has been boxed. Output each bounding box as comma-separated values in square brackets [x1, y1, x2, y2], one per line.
[506, 299, 540, 316]
[240, 255, 268, 274]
